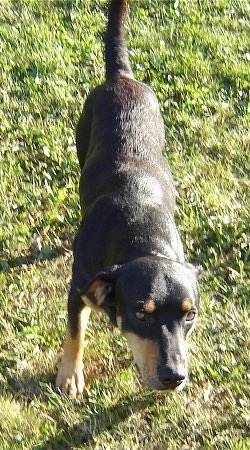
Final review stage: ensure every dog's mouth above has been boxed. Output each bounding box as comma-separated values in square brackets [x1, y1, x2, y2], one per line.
[145, 376, 187, 392]
[134, 363, 187, 392]
[158, 377, 187, 392]
[144, 376, 187, 392]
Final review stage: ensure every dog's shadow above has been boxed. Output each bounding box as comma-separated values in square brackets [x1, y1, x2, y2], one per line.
[0, 245, 71, 273]
[45, 390, 156, 449]
[1, 368, 156, 449]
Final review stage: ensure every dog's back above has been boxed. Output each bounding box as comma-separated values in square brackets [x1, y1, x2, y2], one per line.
[76, 0, 176, 224]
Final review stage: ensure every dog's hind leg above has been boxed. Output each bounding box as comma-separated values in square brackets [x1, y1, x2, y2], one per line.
[56, 287, 91, 398]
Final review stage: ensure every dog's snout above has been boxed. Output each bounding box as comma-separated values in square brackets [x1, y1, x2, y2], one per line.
[157, 365, 186, 388]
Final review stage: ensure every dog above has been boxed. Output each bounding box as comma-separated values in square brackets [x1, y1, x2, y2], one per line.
[56, 0, 201, 398]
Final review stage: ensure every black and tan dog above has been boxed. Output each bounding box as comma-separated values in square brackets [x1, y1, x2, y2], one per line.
[56, 0, 201, 398]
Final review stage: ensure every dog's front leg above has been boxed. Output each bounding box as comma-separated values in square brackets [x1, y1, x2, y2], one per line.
[56, 288, 91, 398]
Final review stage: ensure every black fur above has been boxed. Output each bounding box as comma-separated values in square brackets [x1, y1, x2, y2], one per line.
[67, 0, 201, 391]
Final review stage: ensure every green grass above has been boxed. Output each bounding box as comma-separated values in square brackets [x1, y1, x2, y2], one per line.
[0, 0, 249, 448]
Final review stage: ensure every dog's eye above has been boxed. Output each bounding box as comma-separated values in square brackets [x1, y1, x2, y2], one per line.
[135, 310, 146, 321]
[185, 311, 196, 322]
[134, 309, 155, 325]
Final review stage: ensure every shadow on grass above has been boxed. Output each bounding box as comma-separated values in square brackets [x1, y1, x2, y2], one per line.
[43, 391, 157, 450]
[1, 367, 55, 400]
[0, 246, 70, 273]
[1, 368, 156, 449]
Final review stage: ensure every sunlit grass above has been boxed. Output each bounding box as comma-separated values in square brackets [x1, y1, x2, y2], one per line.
[0, 0, 249, 448]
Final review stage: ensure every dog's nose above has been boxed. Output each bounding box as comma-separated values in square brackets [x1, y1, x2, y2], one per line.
[157, 365, 186, 388]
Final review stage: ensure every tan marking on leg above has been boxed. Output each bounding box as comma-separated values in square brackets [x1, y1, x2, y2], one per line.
[181, 298, 192, 312]
[56, 306, 91, 398]
[81, 294, 103, 312]
[116, 315, 122, 331]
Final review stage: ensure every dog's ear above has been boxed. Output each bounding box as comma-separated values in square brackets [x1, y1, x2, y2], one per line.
[184, 262, 203, 280]
[81, 265, 121, 310]
[84, 278, 113, 308]
[195, 265, 203, 279]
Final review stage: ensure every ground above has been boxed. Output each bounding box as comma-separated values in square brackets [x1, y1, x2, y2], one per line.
[0, 0, 249, 449]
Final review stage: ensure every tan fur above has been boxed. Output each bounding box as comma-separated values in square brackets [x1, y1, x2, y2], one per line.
[117, 315, 187, 391]
[86, 280, 111, 307]
[56, 306, 91, 398]
[181, 297, 193, 312]
[116, 315, 122, 330]
[123, 331, 163, 389]
[144, 298, 156, 314]
[81, 294, 103, 312]
[126, 330, 188, 391]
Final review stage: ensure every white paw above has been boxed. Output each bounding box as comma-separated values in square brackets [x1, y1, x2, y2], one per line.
[56, 359, 85, 398]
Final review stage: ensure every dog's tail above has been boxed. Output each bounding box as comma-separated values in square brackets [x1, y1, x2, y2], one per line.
[105, 0, 133, 80]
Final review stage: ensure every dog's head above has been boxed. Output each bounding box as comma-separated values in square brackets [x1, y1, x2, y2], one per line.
[81, 256, 201, 391]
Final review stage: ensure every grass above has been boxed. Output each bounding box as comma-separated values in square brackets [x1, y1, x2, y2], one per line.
[0, 0, 249, 448]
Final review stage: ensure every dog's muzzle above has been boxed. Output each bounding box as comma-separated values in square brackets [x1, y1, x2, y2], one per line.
[157, 364, 187, 390]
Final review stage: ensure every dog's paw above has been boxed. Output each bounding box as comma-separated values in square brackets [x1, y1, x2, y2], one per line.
[56, 359, 85, 399]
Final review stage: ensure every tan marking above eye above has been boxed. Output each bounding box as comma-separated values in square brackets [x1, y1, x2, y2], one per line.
[143, 298, 156, 314]
[181, 298, 193, 312]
